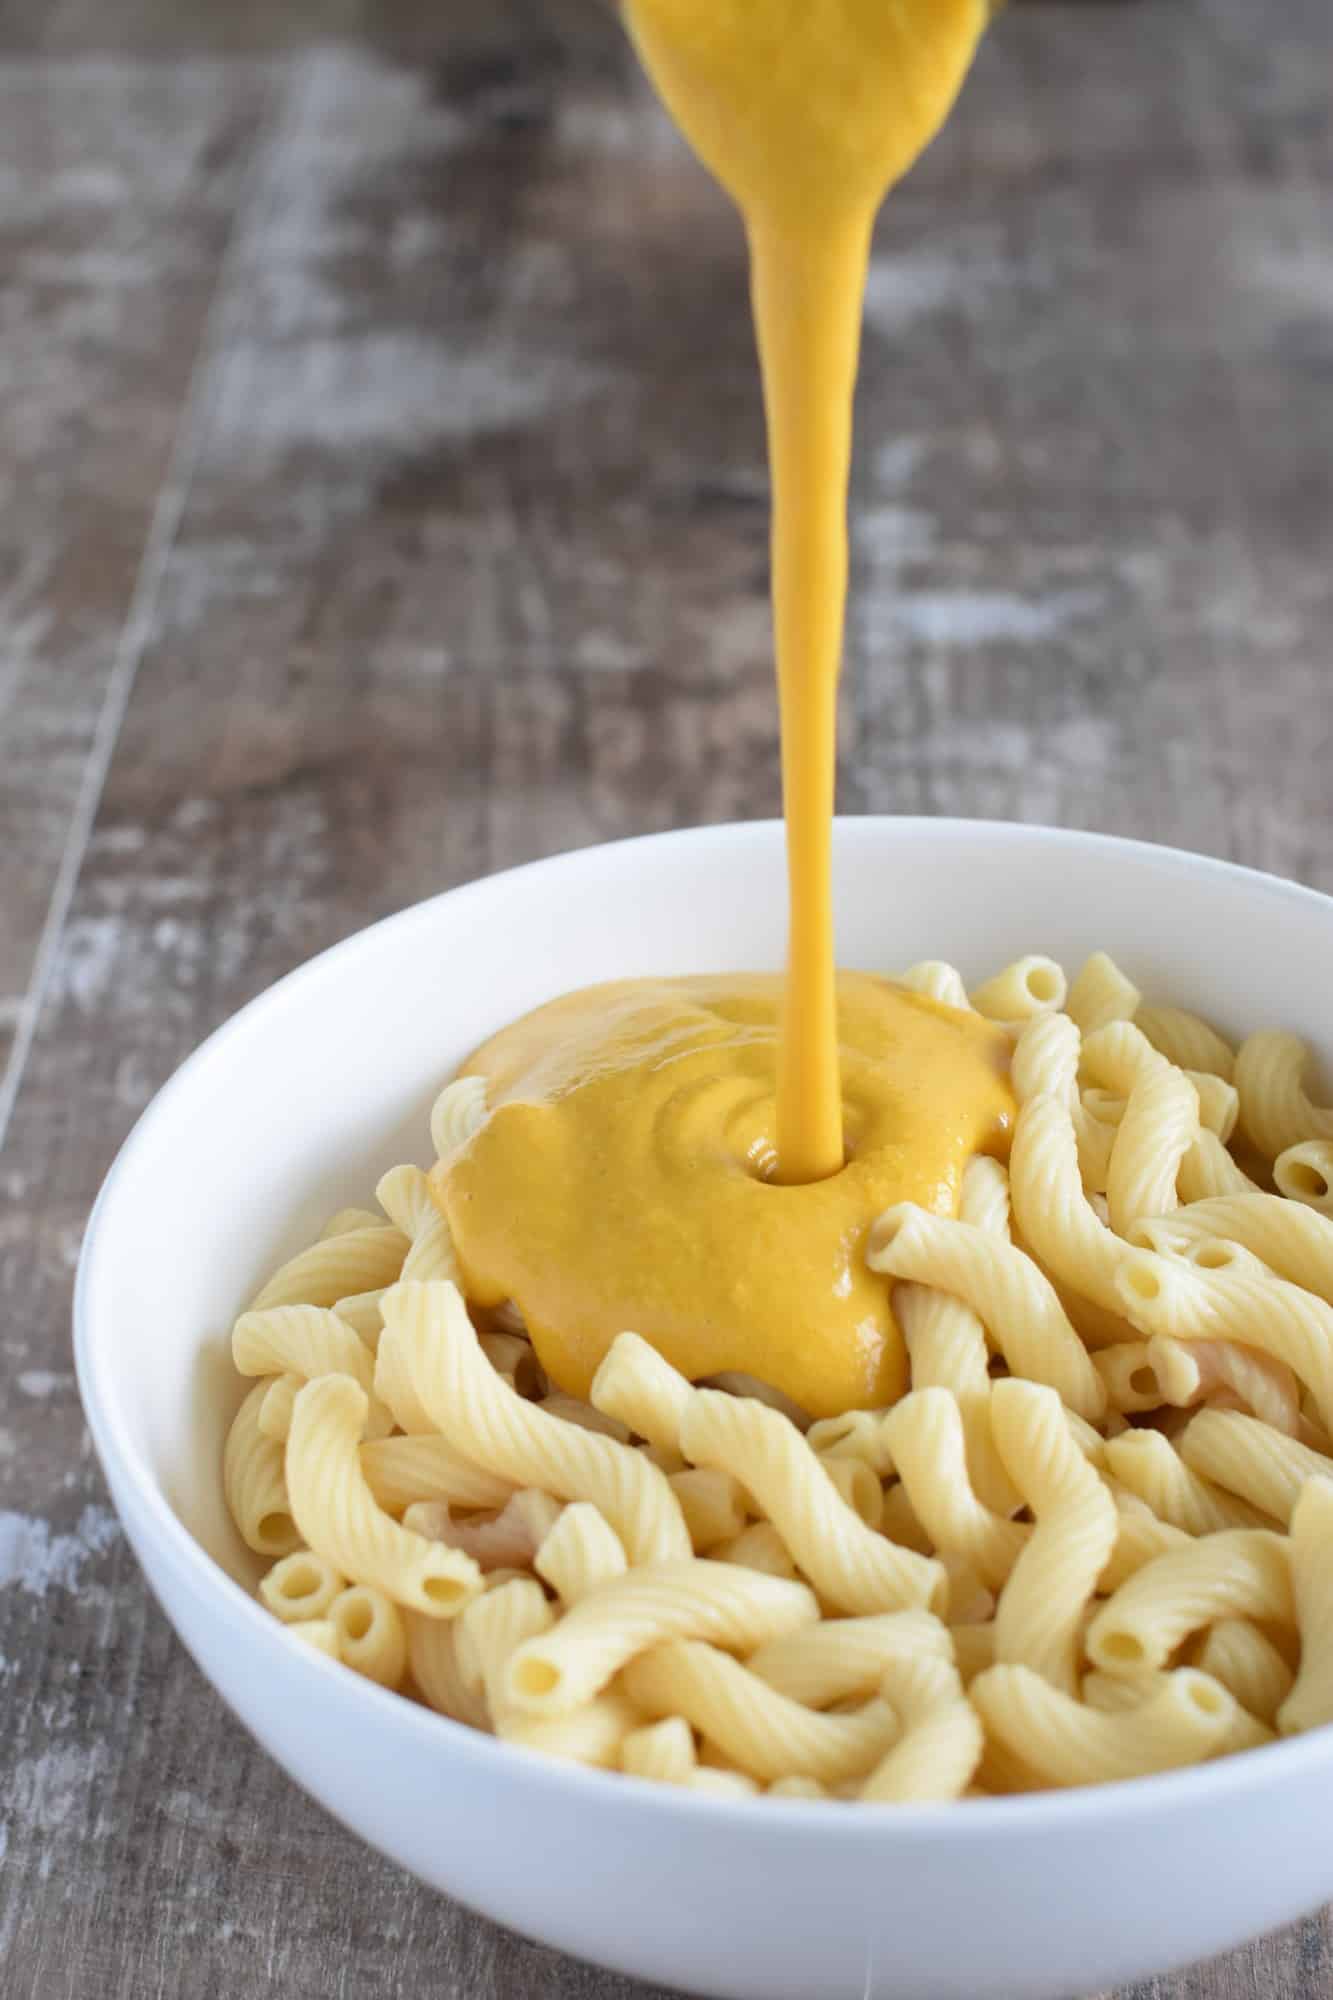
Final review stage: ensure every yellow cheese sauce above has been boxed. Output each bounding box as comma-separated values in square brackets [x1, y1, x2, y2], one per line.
[432, 1, 1002, 1412]
[437, 977, 1011, 1418]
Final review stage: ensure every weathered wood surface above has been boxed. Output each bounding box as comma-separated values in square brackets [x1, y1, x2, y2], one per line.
[1, 1, 1331, 1995]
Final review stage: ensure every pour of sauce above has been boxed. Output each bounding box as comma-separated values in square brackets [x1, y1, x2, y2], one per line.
[431, 1, 1004, 1413]
[436, 977, 1011, 1418]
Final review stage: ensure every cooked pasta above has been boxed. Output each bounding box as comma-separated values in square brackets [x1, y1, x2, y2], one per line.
[895, 960, 970, 1009]
[1236, 1029, 1333, 1158]
[225, 1382, 301, 1556]
[1178, 1409, 1333, 1527]
[1087, 1530, 1295, 1673]
[328, 1585, 408, 1688]
[678, 1388, 945, 1614]
[881, 1390, 1027, 1591]
[1064, 951, 1140, 1035]
[496, 1692, 642, 1769]
[503, 1560, 817, 1716]
[455, 1577, 555, 1717]
[286, 1375, 482, 1615]
[1117, 1246, 1333, 1436]
[860, 1654, 982, 1803]
[1276, 1477, 1333, 1733]
[233, 1305, 393, 1438]
[747, 1610, 950, 1708]
[1134, 1003, 1236, 1082]
[989, 1380, 1116, 1695]
[535, 1502, 630, 1603]
[250, 1225, 409, 1313]
[619, 1715, 697, 1786]
[1103, 1429, 1269, 1535]
[1274, 1140, 1333, 1216]
[969, 955, 1067, 1023]
[226, 954, 1333, 1805]
[259, 1548, 345, 1623]
[868, 1205, 1105, 1422]
[1194, 1619, 1294, 1728]
[384, 1282, 691, 1563]
[971, 1664, 1244, 1787]
[622, 1642, 900, 1785]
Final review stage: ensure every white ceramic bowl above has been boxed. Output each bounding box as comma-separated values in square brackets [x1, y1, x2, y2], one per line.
[76, 818, 1333, 2000]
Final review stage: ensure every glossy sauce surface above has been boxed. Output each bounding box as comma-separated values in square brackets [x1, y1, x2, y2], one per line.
[436, 977, 1012, 1417]
[432, 2, 1000, 1411]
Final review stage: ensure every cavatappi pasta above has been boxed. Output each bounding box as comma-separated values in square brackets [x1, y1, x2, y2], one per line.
[223, 952, 1333, 1801]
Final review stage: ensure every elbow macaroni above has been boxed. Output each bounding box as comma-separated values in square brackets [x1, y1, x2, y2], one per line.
[225, 959, 1333, 1803]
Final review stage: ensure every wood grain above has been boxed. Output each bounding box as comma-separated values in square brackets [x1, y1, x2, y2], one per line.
[1, 2, 1330, 1996]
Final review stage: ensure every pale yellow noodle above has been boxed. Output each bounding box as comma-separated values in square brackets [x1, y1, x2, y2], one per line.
[748, 1610, 950, 1708]
[1274, 1140, 1333, 1217]
[496, 1693, 642, 1769]
[1195, 1619, 1295, 1728]
[867, 1204, 1105, 1423]
[679, 1387, 945, 1614]
[949, 1623, 996, 1687]
[619, 1716, 697, 1786]
[289, 1618, 341, 1657]
[224, 1381, 301, 1556]
[385, 1281, 690, 1563]
[1097, 1486, 1192, 1592]
[895, 1155, 1018, 1516]
[1064, 952, 1140, 1035]
[1132, 1194, 1333, 1306]
[319, 1207, 384, 1239]
[1009, 1090, 1126, 1317]
[504, 1559, 817, 1716]
[257, 1371, 302, 1442]
[623, 1642, 899, 1786]
[711, 1522, 799, 1580]
[1177, 1132, 1258, 1203]
[455, 1577, 555, 1719]
[286, 1375, 482, 1615]
[989, 1379, 1117, 1696]
[1276, 1477, 1333, 1734]
[328, 1584, 407, 1688]
[430, 1076, 488, 1163]
[1178, 1408, 1333, 1527]
[821, 1457, 883, 1531]
[881, 1390, 1027, 1591]
[331, 1289, 386, 1345]
[406, 1614, 490, 1730]
[259, 1548, 345, 1623]
[895, 961, 969, 1010]
[1087, 1529, 1295, 1673]
[860, 1654, 982, 1803]
[358, 1432, 514, 1515]
[1117, 1246, 1333, 1436]
[971, 1664, 1241, 1787]
[1103, 1430, 1269, 1534]
[805, 1409, 894, 1479]
[1140, 1328, 1302, 1438]
[1236, 1030, 1333, 1158]
[250, 1225, 409, 1312]
[589, 1331, 692, 1454]
[375, 1165, 436, 1235]
[1134, 1003, 1236, 1082]
[536, 1503, 630, 1604]
[233, 1304, 393, 1438]
[969, 956, 1067, 1023]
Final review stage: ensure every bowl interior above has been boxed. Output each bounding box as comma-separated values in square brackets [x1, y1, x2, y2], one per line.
[79, 817, 1333, 1591]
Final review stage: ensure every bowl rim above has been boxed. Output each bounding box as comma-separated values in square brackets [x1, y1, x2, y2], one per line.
[74, 814, 1333, 1838]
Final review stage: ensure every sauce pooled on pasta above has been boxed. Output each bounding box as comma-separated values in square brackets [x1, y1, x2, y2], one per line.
[432, 0, 1008, 1415]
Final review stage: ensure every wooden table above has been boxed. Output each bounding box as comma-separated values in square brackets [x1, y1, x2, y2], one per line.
[2, 1, 1330, 1994]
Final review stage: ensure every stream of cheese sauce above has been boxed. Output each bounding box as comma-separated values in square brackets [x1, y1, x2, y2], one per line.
[431, 1, 1008, 1417]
